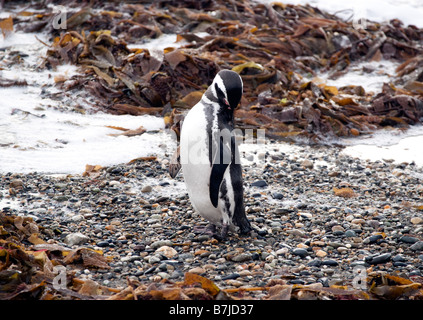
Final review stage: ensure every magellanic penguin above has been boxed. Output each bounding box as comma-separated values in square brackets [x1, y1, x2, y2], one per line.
[176, 69, 252, 240]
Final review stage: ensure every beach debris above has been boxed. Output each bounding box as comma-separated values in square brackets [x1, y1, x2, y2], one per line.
[2, 209, 423, 300]
[5, 0, 421, 142]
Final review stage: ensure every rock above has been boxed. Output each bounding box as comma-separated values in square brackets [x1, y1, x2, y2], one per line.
[157, 272, 170, 279]
[96, 241, 110, 247]
[298, 212, 313, 219]
[64, 232, 89, 246]
[392, 254, 407, 262]
[222, 273, 240, 280]
[399, 236, 419, 244]
[276, 248, 289, 255]
[363, 234, 383, 244]
[150, 240, 173, 249]
[189, 267, 205, 274]
[9, 179, 24, 189]
[411, 217, 423, 225]
[351, 218, 365, 225]
[322, 259, 338, 266]
[336, 246, 349, 254]
[155, 245, 178, 259]
[301, 159, 314, 169]
[231, 253, 252, 262]
[331, 225, 345, 235]
[55, 195, 69, 202]
[272, 192, 284, 200]
[308, 259, 322, 267]
[292, 248, 308, 258]
[288, 229, 306, 238]
[345, 230, 356, 237]
[226, 280, 244, 287]
[316, 250, 327, 258]
[410, 241, 423, 251]
[251, 180, 267, 187]
[367, 220, 380, 229]
[365, 253, 391, 265]
[71, 214, 84, 222]
[148, 255, 161, 264]
[141, 185, 153, 193]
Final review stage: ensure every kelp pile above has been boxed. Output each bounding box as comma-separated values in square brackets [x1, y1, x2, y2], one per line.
[4, 0, 423, 142]
[0, 211, 116, 299]
[2, 211, 423, 300]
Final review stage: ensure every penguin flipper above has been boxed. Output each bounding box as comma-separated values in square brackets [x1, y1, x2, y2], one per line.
[169, 146, 181, 178]
[209, 137, 232, 208]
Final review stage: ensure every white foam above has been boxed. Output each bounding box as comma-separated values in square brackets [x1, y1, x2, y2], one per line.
[0, 30, 167, 174]
[126, 32, 209, 51]
[340, 125, 423, 166]
[320, 60, 399, 93]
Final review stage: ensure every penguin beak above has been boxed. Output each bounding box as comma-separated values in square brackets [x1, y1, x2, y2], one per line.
[224, 98, 230, 109]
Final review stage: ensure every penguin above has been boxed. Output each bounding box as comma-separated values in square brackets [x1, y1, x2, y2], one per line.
[176, 69, 252, 240]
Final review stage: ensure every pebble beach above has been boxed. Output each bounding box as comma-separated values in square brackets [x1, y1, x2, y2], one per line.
[2, 137, 423, 299]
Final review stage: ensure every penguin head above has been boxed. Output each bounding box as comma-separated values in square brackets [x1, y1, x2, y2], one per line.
[210, 70, 243, 113]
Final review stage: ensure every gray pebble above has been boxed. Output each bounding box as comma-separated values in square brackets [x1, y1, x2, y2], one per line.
[231, 253, 252, 262]
[64, 232, 89, 246]
[150, 240, 173, 249]
[410, 241, 423, 251]
[292, 248, 308, 258]
[365, 253, 391, 265]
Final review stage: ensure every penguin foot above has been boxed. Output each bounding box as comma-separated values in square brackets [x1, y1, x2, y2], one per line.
[193, 224, 229, 241]
[193, 224, 217, 236]
[212, 224, 229, 241]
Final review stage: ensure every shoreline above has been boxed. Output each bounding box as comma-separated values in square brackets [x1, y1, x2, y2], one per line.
[1, 138, 423, 299]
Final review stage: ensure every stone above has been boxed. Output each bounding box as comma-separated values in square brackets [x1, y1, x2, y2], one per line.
[222, 273, 240, 280]
[141, 185, 153, 193]
[365, 253, 391, 265]
[189, 267, 205, 274]
[155, 245, 178, 259]
[148, 255, 161, 264]
[150, 240, 173, 249]
[272, 192, 284, 200]
[322, 259, 338, 266]
[9, 179, 24, 189]
[363, 234, 383, 244]
[307, 259, 322, 267]
[331, 225, 345, 235]
[301, 159, 314, 169]
[251, 180, 267, 187]
[96, 241, 110, 247]
[316, 250, 327, 258]
[399, 236, 419, 244]
[231, 253, 252, 262]
[276, 248, 289, 255]
[345, 230, 356, 237]
[64, 232, 89, 246]
[292, 248, 308, 258]
[336, 246, 349, 254]
[410, 241, 423, 251]
[411, 217, 423, 225]
[392, 254, 407, 262]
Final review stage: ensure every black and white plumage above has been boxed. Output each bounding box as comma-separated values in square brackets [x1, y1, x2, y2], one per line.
[177, 69, 252, 239]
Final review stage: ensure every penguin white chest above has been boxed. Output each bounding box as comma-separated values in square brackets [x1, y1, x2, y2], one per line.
[180, 103, 225, 225]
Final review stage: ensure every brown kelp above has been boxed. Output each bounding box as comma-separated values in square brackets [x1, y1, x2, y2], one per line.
[4, 0, 423, 142]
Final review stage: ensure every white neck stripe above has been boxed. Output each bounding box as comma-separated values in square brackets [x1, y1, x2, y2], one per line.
[212, 74, 227, 100]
